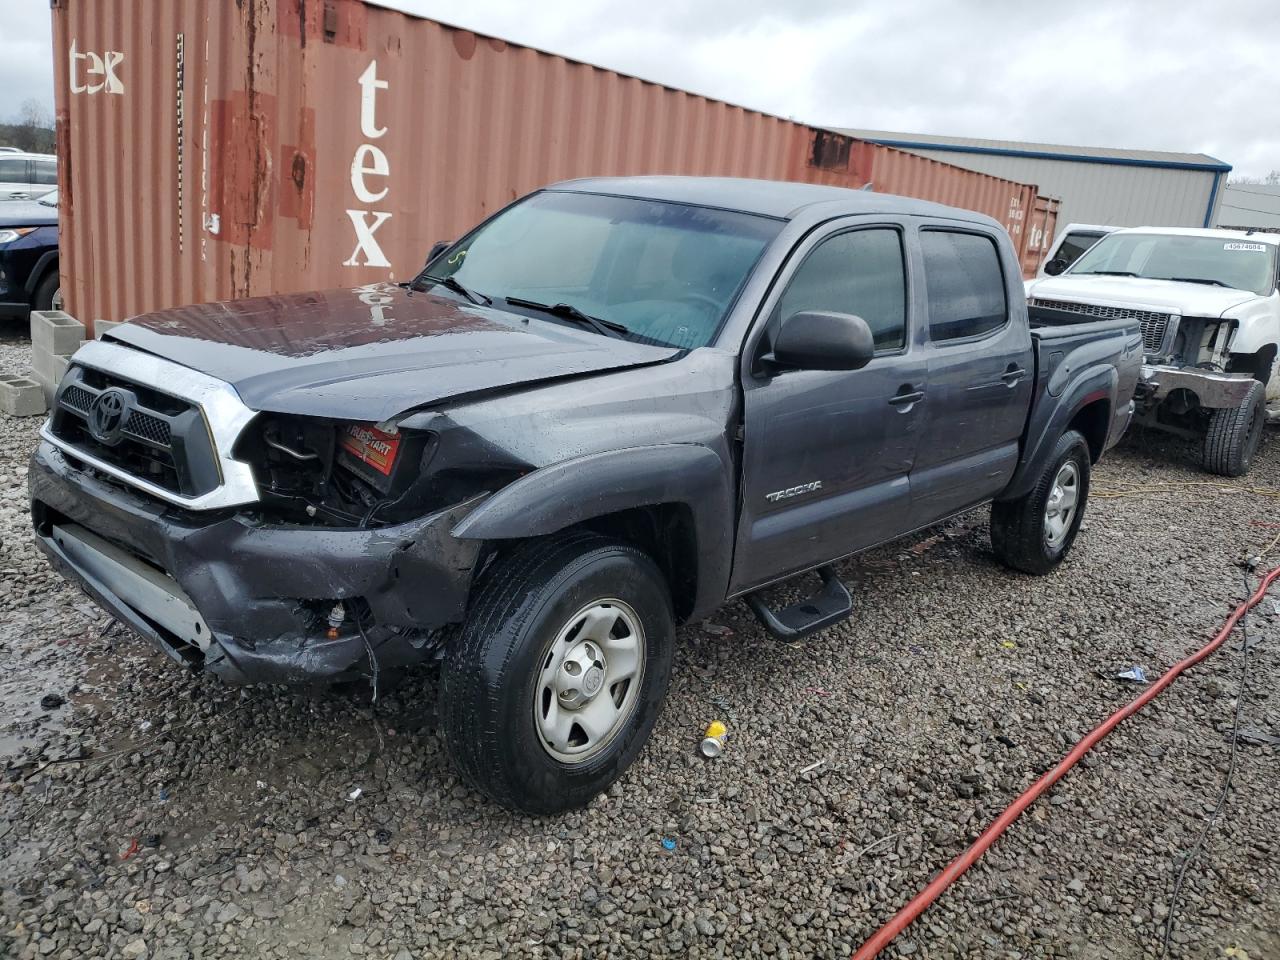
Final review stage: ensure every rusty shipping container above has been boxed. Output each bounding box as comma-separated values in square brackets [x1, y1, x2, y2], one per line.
[53, 0, 1050, 327]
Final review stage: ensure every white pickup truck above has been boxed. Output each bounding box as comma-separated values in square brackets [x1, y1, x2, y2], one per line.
[1026, 227, 1279, 475]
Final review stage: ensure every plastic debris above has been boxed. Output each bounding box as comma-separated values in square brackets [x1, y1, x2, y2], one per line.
[699, 720, 728, 758]
[119, 837, 140, 861]
[804, 687, 830, 697]
[999, 640, 1017, 650]
[256, 780, 267, 790]
[1231, 727, 1280, 747]
[346, 787, 363, 802]
[158, 788, 170, 803]
[1115, 666, 1148, 683]
[138, 720, 152, 732]
[799, 758, 827, 775]
[660, 838, 676, 851]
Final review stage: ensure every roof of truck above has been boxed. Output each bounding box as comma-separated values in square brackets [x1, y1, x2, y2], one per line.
[550, 175, 988, 223]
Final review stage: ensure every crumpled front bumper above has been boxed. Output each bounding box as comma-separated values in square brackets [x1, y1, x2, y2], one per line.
[29, 440, 483, 684]
[1139, 363, 1258, 410]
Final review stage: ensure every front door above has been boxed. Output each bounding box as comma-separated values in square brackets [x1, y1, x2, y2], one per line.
[730, 220, 926, 593]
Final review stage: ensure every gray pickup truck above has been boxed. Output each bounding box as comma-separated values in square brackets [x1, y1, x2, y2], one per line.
[30, 177, 1141, 813]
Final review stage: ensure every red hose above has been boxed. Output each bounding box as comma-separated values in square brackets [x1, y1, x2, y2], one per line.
[852, 564, 1280, 959]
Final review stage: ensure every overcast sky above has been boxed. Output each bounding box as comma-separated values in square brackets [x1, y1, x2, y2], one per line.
[3, 0, 1276, 177]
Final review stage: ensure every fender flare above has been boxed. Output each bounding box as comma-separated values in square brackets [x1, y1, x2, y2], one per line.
[24, 250, 58, 295]
[452, 443, 734, 618]
[1002, 364, 1117, 501]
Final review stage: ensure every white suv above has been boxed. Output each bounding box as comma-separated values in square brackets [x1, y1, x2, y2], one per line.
[0, 152, 57, 201]
[1026, 227, 1280, 476]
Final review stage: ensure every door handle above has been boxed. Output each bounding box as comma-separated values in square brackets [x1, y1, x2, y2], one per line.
[1001, 367, 1027, 386]
[888, 389, 925, 407]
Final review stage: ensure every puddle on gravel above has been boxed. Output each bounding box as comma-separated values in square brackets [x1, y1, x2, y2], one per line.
[0, 613, 122, 765]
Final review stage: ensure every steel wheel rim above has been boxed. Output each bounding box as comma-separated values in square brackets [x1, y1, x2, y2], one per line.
[534, 599, 646, 764]
[1044, 460, 1080, 549]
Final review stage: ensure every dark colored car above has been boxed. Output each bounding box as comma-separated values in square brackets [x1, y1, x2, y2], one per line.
[29, 177, 1143, 813]
[0, 189, 60, 319]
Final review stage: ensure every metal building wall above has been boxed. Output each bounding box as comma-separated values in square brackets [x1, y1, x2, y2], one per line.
[52, 0, 1050, 327]
[869, 148, 1221, 232]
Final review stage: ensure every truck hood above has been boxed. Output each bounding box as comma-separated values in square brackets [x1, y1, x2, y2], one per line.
[1026, 275, 1260, 317]
[105, 284, 680, 421]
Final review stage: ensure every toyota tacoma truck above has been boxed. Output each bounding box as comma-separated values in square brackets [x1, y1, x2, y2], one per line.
[1027, 227, 1280, 476]
[30, 177, 1141, 813]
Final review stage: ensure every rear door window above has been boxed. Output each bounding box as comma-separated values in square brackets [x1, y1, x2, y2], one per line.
[33, 160, 57, 185]
[921, 230, 1008, 342]
[0, 158, 27, 184]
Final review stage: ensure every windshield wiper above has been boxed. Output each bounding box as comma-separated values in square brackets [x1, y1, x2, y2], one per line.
[420, 274, 491, 305]
[1078, 270, 1139, 277]
[504, 297, 631, 338]
[1159, 276, 1230, 287]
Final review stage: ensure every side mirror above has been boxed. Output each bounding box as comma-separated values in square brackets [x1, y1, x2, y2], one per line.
[424, 240, 451, 267]
[770, 311, 875, 371]
[1044, 257, 1068, 276]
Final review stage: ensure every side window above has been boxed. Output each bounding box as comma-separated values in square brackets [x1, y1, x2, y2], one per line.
[1055, 231, 1103, 268]
[921, 230, 1007, 342]
[778, 228, 906, 351]
[0, 158, 26, 184]
[34, 161, 57, 186]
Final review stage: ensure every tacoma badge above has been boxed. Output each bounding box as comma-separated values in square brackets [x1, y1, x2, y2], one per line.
[766, 481, 822, 503]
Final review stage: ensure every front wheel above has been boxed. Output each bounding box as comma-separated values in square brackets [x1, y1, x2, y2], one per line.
[33, 270, 61, 312]
[1202, 380, 1265, 477]
[439, 533, 674, 814]
[991, 430, 1091, 575]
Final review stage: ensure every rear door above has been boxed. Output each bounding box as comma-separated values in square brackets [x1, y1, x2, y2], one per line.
[0, 157, 31, 200]
[908, 226, 1034, 527]
[730, 217, 927, 592]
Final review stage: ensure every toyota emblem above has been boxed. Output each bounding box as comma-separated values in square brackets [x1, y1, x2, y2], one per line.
[88, 387, 133, 446]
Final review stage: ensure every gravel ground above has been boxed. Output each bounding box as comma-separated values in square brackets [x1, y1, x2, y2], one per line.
[2, 324, 1279, 959]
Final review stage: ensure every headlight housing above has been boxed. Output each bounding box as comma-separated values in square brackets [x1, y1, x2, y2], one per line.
[0, 227, 37, 244]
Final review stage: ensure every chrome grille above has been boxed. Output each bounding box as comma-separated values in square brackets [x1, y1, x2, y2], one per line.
[51, 366, 198, 495]
[1029, 297, 1175, 353]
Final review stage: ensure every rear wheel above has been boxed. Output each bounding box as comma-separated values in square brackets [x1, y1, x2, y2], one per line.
[1202, 381, 1264, 477]
[33, 270, 61, 312]
[991, 430, 1091, 575]
[439, 533, 674, 814]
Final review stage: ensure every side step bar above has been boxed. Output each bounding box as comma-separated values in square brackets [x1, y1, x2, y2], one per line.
[744, 565, 853, 640]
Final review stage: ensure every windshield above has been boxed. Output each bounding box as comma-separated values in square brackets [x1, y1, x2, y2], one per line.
[1068, 232, 1277, 296]
[38, 188, 58, 207]
[414, 190, 783, 349]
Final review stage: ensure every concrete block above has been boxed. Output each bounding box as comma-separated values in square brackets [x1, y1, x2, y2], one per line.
[30, 369, 55, 407]
[94, 318, 125, 340]
[0, 374, 47, 417]
[30, 310, 85, 357]
[32, 349, 70, 387]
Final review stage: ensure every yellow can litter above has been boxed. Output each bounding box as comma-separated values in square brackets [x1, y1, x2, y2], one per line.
[700, 720, 728, 757]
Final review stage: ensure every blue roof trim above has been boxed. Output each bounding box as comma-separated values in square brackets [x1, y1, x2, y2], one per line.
[863, 137, 1233, 174]
[1203, 170, 1223, 228]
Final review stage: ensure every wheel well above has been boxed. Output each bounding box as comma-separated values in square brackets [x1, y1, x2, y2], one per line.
[1068, 400, 1110, 462]
[578, 504, 698, 624]
[1228, 344, 1278, 385]
[29, 257, 58, 293]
